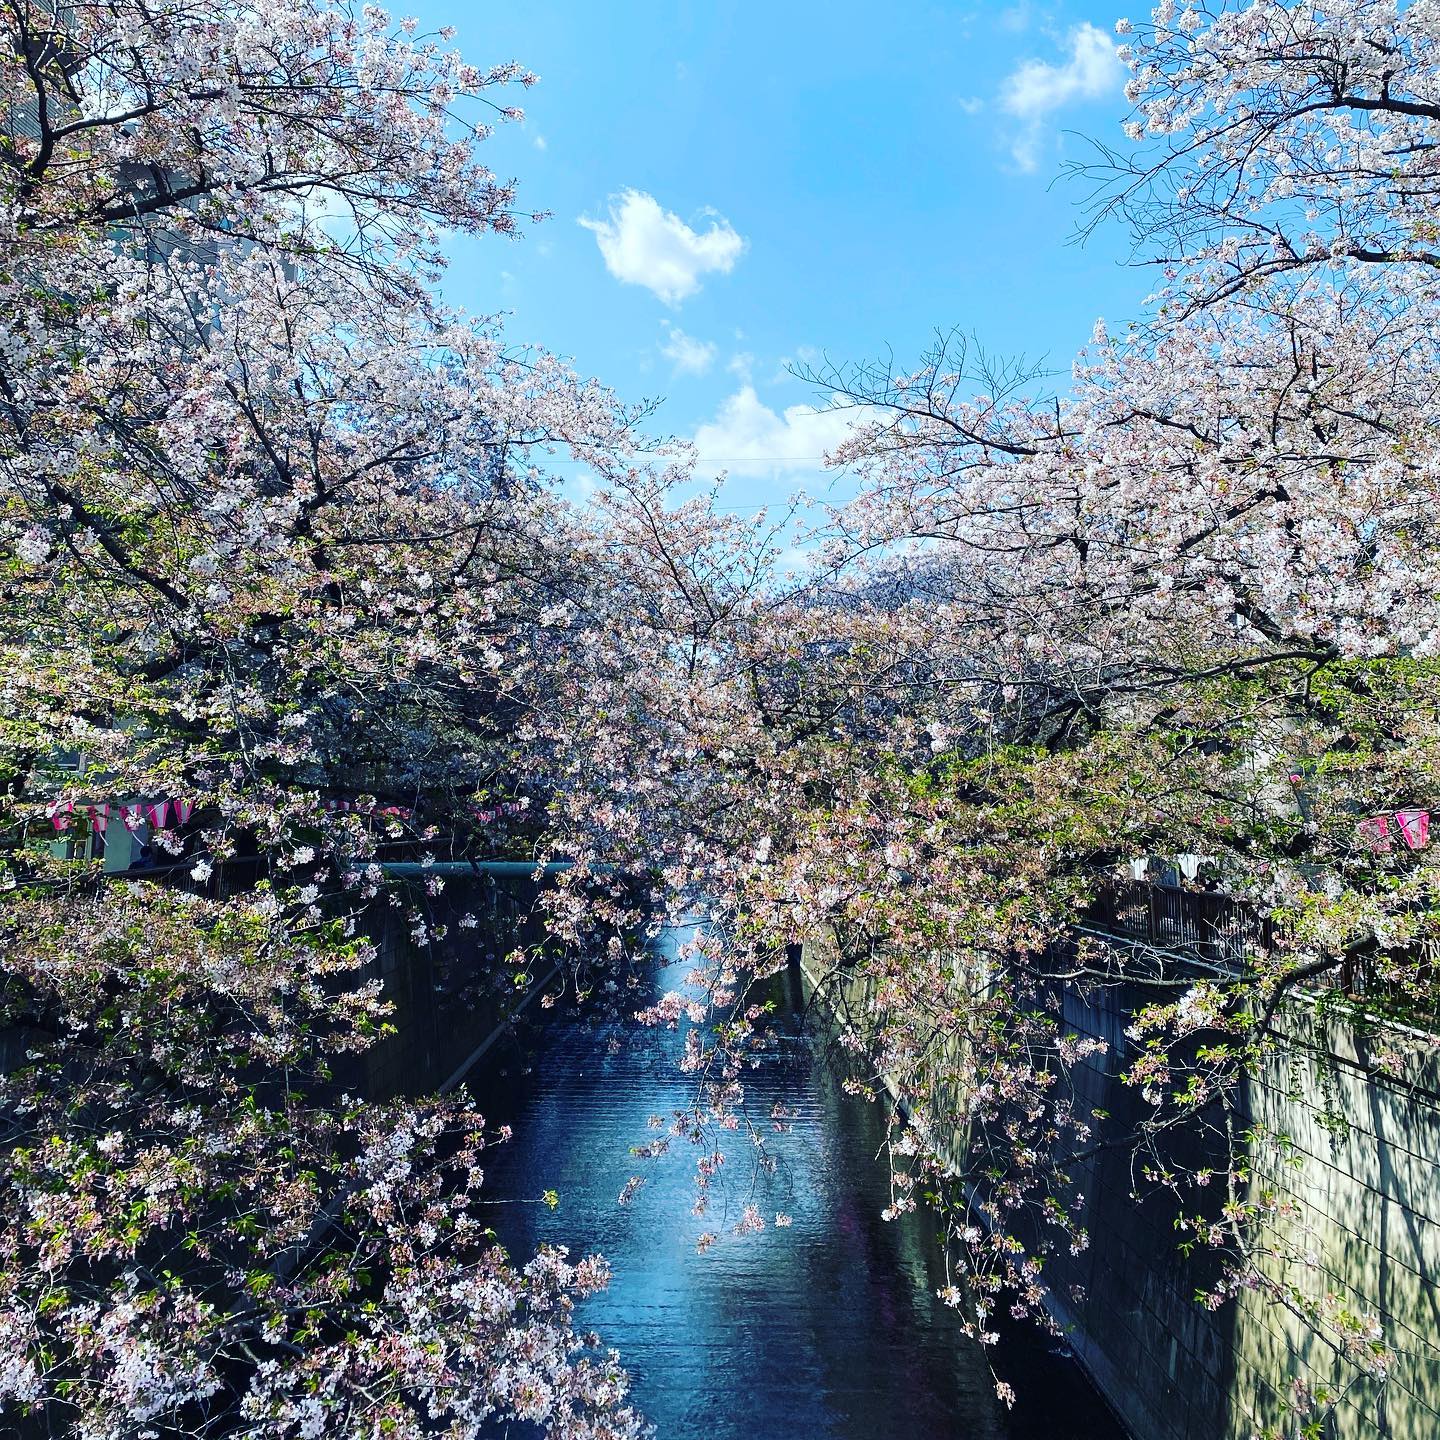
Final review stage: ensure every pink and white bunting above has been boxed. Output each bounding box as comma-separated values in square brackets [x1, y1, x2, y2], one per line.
[1359, 809, 1433, 852]
[43, 797, 195, 835]
[1396, 809, 1431, 850]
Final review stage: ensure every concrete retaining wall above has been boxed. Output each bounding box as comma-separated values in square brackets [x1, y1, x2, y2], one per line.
[351, 868, 552, 1099]
[800, 937, 1440, 1439]
[1048, 983, 1440, 1440]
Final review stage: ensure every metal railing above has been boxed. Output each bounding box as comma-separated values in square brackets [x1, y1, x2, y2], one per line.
[1082, 879, 1440, 1029]
[1083, 879, 1278, 968]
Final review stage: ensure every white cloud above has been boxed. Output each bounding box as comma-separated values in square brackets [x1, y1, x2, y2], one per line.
[579, 189, 745, 306]
[659, 324, 716, 376]
[1000, 22, 1121, 171]
[559, 469, 601, 511]
[533, 133, 547, 151]
[692, 385, 861, 477]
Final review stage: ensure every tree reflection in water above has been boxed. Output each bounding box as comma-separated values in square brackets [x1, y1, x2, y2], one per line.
[466, 924, 1123, 1440]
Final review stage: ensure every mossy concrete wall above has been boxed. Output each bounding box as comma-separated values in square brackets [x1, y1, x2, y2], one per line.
[1051, 984, 1440, 1440]
[800, 937, 1440, 1440]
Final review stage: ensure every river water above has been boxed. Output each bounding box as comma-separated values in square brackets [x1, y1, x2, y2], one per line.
[467, 923, 1125, 1440]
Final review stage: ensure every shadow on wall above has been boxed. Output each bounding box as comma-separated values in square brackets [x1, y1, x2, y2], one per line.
[1052, 985, 1440, 1440]
[1044, 981, 1234, 1440]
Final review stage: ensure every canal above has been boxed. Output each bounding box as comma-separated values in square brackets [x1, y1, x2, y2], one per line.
[464, 921, 1126, 1440]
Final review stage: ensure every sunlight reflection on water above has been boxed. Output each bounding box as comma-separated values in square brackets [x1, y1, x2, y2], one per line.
[466, 923, 1124, 1440]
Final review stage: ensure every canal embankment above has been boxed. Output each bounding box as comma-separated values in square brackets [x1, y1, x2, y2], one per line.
[795, 926, 1440, 1440]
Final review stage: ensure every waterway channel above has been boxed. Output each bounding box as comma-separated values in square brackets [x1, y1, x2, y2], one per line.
[463, 922, 1127, 1439]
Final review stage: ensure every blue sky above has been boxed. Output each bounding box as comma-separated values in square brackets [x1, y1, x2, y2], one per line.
[418, 1, 1147, 514]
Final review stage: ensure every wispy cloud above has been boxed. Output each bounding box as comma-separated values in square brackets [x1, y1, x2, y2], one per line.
[579, 189, 745, 306]
[659, 323, 716, 376]
[1000, 22, 1121, 172]
[692, 385, 859, 477]
[998, 1, 1034, 33]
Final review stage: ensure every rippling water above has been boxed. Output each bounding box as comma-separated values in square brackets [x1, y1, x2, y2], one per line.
[465, 924, 1125, 1440]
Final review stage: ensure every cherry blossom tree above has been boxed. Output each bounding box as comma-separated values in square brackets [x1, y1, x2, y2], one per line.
[1083, 0, 1440, 317]
[520, 4, 1440, 1430]
[0, 3, 657, 1435]
[6, 1, 1435, 1434]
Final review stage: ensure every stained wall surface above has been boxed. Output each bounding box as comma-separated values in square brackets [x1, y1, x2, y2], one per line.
[986, 982, 1438, 1440]
[801, 936, 1440, 1440]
